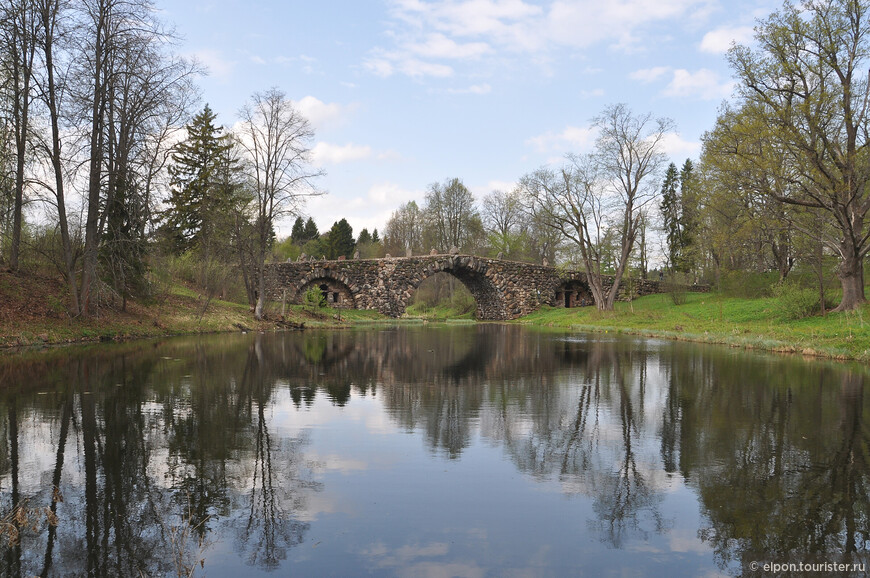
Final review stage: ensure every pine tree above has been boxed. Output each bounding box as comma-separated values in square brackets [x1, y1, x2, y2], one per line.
[371, 229, 380, 243]
[164, 105, 236, 254]
[678, 159, 697, 274]
[356, 228, 372, 245]
[326, 218, 355, 259]
[660, 163, 681, 273]
[290, 217, 306, 243]
[303, 217, 319, 243]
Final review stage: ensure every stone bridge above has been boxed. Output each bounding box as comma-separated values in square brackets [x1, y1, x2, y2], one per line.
[263, 254, 705, 320]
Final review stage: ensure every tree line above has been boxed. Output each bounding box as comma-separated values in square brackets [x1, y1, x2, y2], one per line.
[0, 0, 319, 320]
[384, 0, 870, 313]
[2, 0, 869, 317]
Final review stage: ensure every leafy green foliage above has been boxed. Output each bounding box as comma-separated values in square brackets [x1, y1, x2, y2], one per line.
[164, 105, 240, 254]
[303, 286, 326, 312]
[772, 282, 819, 320]
[357, 228, 372, 245]
[326, 218, 355, 259]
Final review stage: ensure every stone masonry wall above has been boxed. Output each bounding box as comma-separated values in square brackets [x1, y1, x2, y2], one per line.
[263, 255, 708, 320]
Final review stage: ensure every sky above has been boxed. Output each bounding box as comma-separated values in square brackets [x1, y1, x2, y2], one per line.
[157, 0, 780, 238]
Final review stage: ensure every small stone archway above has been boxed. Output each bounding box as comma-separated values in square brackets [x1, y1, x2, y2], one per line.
[555, 279, 593, 308]
[297, 276, 355, 308]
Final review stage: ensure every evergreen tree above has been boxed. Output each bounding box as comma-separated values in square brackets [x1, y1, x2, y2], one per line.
[678, 159, 697, 274]
[164, 105, 236, 254]
[660, 163, 681, 272]
[356, 228, 372, 245]
[371, 229, 380, 243]
[303, 217, 319, 243]
[326, 218, 355, 259]
[290, 217, 306, 244]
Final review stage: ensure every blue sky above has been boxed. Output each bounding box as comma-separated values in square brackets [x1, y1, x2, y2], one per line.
[158, 0, 778, 237]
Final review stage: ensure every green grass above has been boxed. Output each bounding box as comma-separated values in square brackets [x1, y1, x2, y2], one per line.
[404, 301, 476, 321]
[514, 292, 870, 362]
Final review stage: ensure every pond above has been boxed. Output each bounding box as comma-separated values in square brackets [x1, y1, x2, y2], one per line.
[0, 325, 867, 576]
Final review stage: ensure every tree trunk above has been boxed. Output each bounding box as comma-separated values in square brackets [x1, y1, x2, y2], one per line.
[40, 1, 80, 315]
[9, 8, 34, 272]
[254, 246, 267, 320]
[835, 255, 865, 311]
[79, 1, 108, 317]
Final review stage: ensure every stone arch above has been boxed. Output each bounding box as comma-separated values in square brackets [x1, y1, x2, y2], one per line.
[297, 275, 355, 308]
[404, 256, 506, 320]
[555, 279, 593, 308]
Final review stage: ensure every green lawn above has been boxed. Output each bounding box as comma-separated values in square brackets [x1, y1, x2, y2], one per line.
[514, 292, 870, 362]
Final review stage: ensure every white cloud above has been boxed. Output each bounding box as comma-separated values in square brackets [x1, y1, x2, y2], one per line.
[447, 83, 492, 94]
[527, 125, 597, 153]
[368, 0, 714, 79]
[663, 68, 734, 100]
[660, 132, 701, 158]
[409, 33, 492, 59]
[303, 182, 425, 237]
[630, 66, 671, 83]
[364, 52, 455, 78]
[470, 179, 518, 200]
[293, 96, 356, 129]
[630, 66, 734, 100]
[699, 25, 754, 53]
[312, 142, 374, 165]
[192, 49, 235, 82]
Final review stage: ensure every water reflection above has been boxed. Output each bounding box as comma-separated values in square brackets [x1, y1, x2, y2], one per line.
[0, 326, 866, 576]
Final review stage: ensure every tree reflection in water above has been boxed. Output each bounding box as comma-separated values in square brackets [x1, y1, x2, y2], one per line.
[0, 326, 866, 575]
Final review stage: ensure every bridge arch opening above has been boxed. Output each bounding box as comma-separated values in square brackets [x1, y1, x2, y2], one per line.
[555, 280, 592, 308]
[409, 272, 476, 316]
[298, 277, 355, 308]
[407, 259, 505, 319]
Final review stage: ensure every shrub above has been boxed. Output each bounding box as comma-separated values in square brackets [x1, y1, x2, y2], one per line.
[772, 281, 819, 320]
[720, 271, 779, 298]
[303, 286, 325, 313]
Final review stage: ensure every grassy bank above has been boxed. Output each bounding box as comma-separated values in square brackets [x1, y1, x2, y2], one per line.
[514, 291, 870, 362]
[4, 269, 870, 363]
[0, 270, 389, 348]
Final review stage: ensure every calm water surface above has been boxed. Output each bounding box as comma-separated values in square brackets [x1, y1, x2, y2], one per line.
[0, 325, 867, 577]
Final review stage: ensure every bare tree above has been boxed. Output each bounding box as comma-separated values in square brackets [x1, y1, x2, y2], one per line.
[33, 0, 79, 314]
[521, 104, 671, 310]
[237, 87, 322, 320]
[482, 188, 524, 259]
[383, 200, 422, 255]
[422, 177, 483, 253]
[593, 103, 672, 286]
[521, 157, 614, 308]
[1, 0, 38, 270]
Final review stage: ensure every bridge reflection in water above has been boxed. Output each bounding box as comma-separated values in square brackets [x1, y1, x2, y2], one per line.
[0, 326, 865, 576]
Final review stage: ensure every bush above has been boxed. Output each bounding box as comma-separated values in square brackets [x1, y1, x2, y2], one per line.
[663, 272, 691, 305]
[719, 271, 779, 298]
[303, 286, 325, 313]
[772, 281, 819, 320]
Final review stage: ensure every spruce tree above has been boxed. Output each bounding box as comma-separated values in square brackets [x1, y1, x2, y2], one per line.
[290, 217, 306, 243]
[303, 217, 319, 243]
[326, 218, 355, 259]
[660, 163, 681, 273]
[357, 228, 372, 245]
[678, 159, 696, 274]
[164, 105, 236, 254]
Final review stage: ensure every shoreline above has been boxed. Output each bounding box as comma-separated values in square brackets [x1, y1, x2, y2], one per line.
[1, 270, 868, 363]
